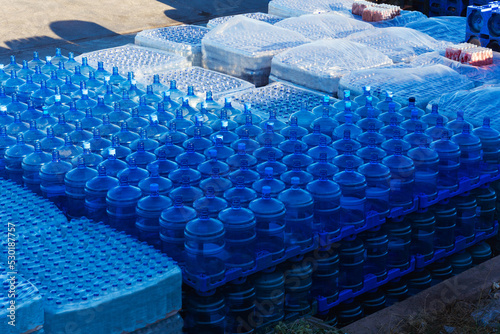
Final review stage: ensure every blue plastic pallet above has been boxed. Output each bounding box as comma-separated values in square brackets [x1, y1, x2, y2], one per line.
[466, 2, 500, 50]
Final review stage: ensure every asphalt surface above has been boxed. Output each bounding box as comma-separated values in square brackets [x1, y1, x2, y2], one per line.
[0, 0, 270, 64]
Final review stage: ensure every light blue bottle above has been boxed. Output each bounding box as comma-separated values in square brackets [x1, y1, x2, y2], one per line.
[116, 157, 149, 186]
[101, 135, 132, 161]
[65, 157, 98, 218]
[88, 127, 112, 154]
[115, 121, 140, 147]
[198, 149, 230, 178]
[256, 123, 285, 147]
[219, 197, 257, 271]
[159, 196, 196, 264]
[378, 101, 404, 126]
[357, 123, 385, 147]
[403, 124, 432, 148]
[97, 148, 127, 177]
[7, 112, 29, 137]
[40, 126, 64, 152]
[231, 130, 260, 155]
[408, 140, 439, 202]
[399, 97, 424, 119]
[69, 120, 93, 146]
[353, 86, 379, 106]
[229, 159, 259, 187]
[356, 96, 381, 119]
[106, 174, 142, 236]
[59, 135, 83, 164]
[168, 159, 202, 187]
[446, 110, 472, 135]
[422, 104, 448, 127]
[333, 145, 363, 172]
[5, 133, 34, 184]
[335, 101, 361, 124]
[282, 144, 314, 170]
[249, 185, 286, 260]
[84, 165, 119, 223]
[302, 124, 332, 148]
[22, 120, 45, 146]
[452, 124, 482, 184]
[227, 143, 258, 171]
[136, 183, 172, 248]
[401, 109, 428, 133]
[155, 135, 184, 160]
[311, 107, 339, 137]
[382, 145, 415, 210]
[72, 142, 102, 168]
[334, 90, 359, 111]
[332, 130, 361, 155]
[356, 138, 387, 164]
[253, 138, 284, 163]
[358, 154, 391, 218]
[280, 159, 314, 188]
[281, 116, 308, 138]
[22, 140, 51, 195]
[187, 117, 213, 138]
[380, 116, 407, 140]
[334, 161, 366, 229]
[278, 131, 308, 154]
[377, 91, 401, 112]
[306, 169, 341, 234]
[185, 208, 226, 284]
[39, 150, 72, 209]
[126, 142, 156, 169]
[333, 113, 363, 139]
[259, 109, 286, 132]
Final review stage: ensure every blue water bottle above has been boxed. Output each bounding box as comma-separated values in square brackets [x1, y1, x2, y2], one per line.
[408, 140, 439, 202]
[39, 150, 72, 210]
[224, 176, 258, 208]
[311, 248, 339, 304]
[384, 217, 412, 271]
[106, 174, 143, 236]
[452, 124, 482, 184]
[136, 183, 172, 248]
[409, 209, 435, 262]
[5, 133, 34, 184]
[361, 226, 388, 280]
[473, 117, 500, 175]
[358, 154, 391, 219]
[306, 170, 341, 235]
[432, 202, 456, 252]
[382, 145, 415, 210]
[253, 269, 285, 328]
[224, 280, 256, 334]
[168, 175, 203, 207]
[283, 259, 313, 315]
[249, 186, 286, 261]
[199, 168, 232, 197]
[430, 130, 460, 193]
[65, 157, 98, 218]
[193, 186, 228, 218]
[22, 140, 51, 194]
[185, 208, 226, 284]
[219, 197, 257, 271]
[84, 165, 119, 224]
[334, 161, 367, 229]
[339, 237, 365, 292]
[138, 164, 173, 196]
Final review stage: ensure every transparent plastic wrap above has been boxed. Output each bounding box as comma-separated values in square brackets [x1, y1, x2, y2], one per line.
[274, 13, 375, 40]
[406, 16, 466, 44]
[426, 85, 500, 129]
[345, 27, 451, 63]
[201, 17, 311, 86]
[389, 51, 500, 86]
[0, 270, 44, 334]
[207, 12, 283, 29]
[268, 0, 355, 17]
[135, 25, 210, 66]
[228, 82, 339, 122]
[338, 64, 475, 108]
[368, 10, 427, 27]
[75, 44, 190, 77]
[270, 39, 393, 95]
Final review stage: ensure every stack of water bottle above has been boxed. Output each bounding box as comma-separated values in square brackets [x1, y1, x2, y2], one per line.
[1, 49, 499, 332]
[0, 178, 182, 334]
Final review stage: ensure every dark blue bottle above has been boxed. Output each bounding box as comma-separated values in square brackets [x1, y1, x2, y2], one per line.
[139, 164, 173, 196]
[21, 100, 42, 121]
[334, 90, 359, 111]
[233, 103, 262, 125]
[407, 269, 432, 296]
[236, 115, 262, 139]
[399, 97, 424, 118]
[147, 149, 178, 178]
[22, 140, 51, 194]
[432, 203, 456, 252]
[126, 108, 149, 133]
[256, 123, 285, 147]
[311, 107, 339, 137]
[283, 144, 314, 170]
[378, 101, 404, 126]
[358, 154, 391, 218]
[65, 157, 98, 218]
[219, 197, 257, 271]
[382, 145, 415, 210]
[84, 165, 119, 224]
[198, 149, 230, 178]
[153, 101, 175, 126]
[168, 159, 202, 187]
[452, 124, 482, 184]
[259, 109, 286, 132]
[377, 91, 401, 112]
[311, 249, 339, 304]
[7, 112, 29, 137]
[408, 140, 439, 202]
[224, 176, 258, 208]
[184, 127, 213, 152]
[401, 109, 428, 133]
[168, 175, 203, 207]
[333, 145, 363, 172]
[307, 152, 339, 179]
[361, 226, 388, 280]
[452, 193, 476, 243]
[155, 135, 184, 159]
[22, 120, 45, 146]
[101, 135, 132, 161]
[59, 134, 83, 163]
[116, 157, 149, 187]
[69, 121, 93, 146]
[39, 150, 72, 209]
[136, 183, 172, 248]
[129, 128, 159, 152]
[224, 280, 256, 334]
[384, 217, 412, 270]
[283, 259, 313, 315]
[229, 160, 260, 187]
[137, 96, 157, 117]
[356, 96, 381, 119]
[106, 174, 142, 236]
[204, 135, 234, 161]
[473, 117, 500, 175]
[339, 237, 365, 292]
[185, 208, 226, 284]
[187, 116, 214, 138]
[335, 101, 361, 124]
[422, 104, 448, 127]
[253, 269, 285, 327]
[403, 124, 432, 148]
[473, 185, 496, 234]
[200, 168, 232, 197]
[97, 148, 127, 177]
[227, 143, 258, 171]
[382, 129, 411, 155]
[256, 150, 287, 177]
[334, 162, 366, 229]
[380, 116, 407, 140]
[194, 186, 228, 218]
[88, 128, 111, 154]
[97, 114, 120, 140]
[232, 129, 261, 154]
[72, 142, 102, 169]
[40, 126, 64, 153]
[65, 101, 86, 124]
[357, 123, 385, 147]
[249, 186, 286, 260]
[280, 159, 314, 188]
[159, 196, 196, 264]
[5, 133, 34, 184]
[446, 110, 472, 135]
[252, 167, 285, 197]
[430, 130, 460, 193]
[425, 115, 447, 141]
[306, 170, 341, 235]
[409, 209, 435, 262]
[333, 113, 363, 139]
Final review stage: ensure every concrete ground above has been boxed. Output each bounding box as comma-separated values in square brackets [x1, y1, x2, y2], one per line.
[0, 0, 270, 64]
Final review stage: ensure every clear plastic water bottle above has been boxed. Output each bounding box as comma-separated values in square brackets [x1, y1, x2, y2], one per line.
[193, 186, 228, 218]
[384, 217, 412, 270]
[452, 124, 482, 184]
[356, 96, 381, 119]
[175, 142, 206, 168]
[39, 150, 72, 209]
[17, 74, 38, 102]
[52, 114, 75, 139]
[126, 142, 156, 169]
[259, 110, 286, 132]
[227, 143, 257, 171]
[196, 91, 221, 113]
[382, 145, 415, 210]
[7, 112, 29, 137]
[432, 203, 456, 252]
[339, 237, 365, 292]
[59, 134, 83, 163]
[184, 127, 212, 152]
[136, 183, 172, 248]
[224, 176, 258, 208]
[168, 159, 202, 187]
[278, 177, 314, 250]
[334, 161, 366, 229]
[22, 140, 51, 195]
[219, 197, 257, 271]
[253, 269, 285, 327]
[65, 157, 98, 218]
[333, 113, 363, 139]
[283, 259, 313, 315]
[306, 170, 341, 235]
[335, 100, 361, 124]
[5, 133, 34, 184]
[153, 102, 175, 126]
[446, 110, 472, 135]
[334, 90, 359, 111]
[473, 117, 500, 175]
[187, 116, 215, 138]
[408, 140, 439, 202]
[357, 123, 385, 148]
[102, 135, 132, 161]
[159, 196, 196, 264]
[430, 130, 460, 193]
[84, 165, 119, 223]
[311, 249, 339, 304]
[252, 167, 285, 197]
[232, 129, 261, 154]
[249, 186, 286, 260]
[253, 138, 284, 163]
[422, 104, 448, 127]
[409, 209, 435, 262]
[106, 174, 142, 236]
[358, 154, 391, 218]
[185, 208, 226, 284]
[361, 226, 388, 280]
[399, 97, 424, 119]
